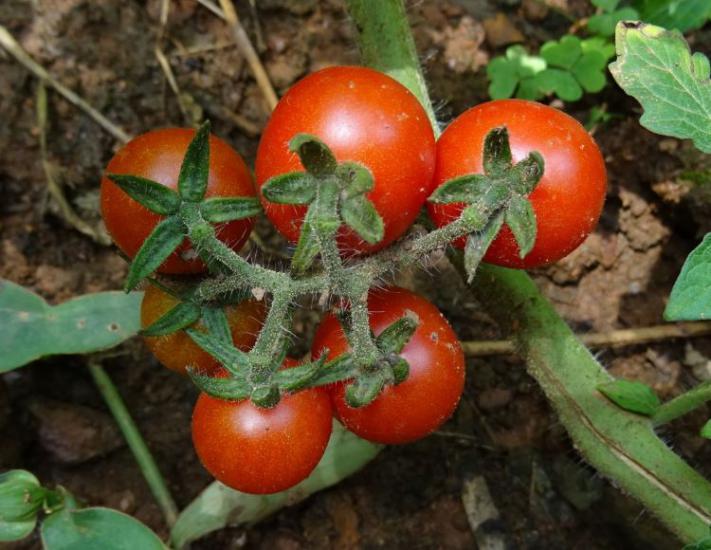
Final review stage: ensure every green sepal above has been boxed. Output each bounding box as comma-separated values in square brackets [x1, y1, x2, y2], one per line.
[597, 379, 661, 416]
[200, 197, 261, 222]
[511, 151, 544, 195]
[337, 162, 375, 199]
[289, 134, 338, 177]
[483, 127, 513, 175]
[375, 314, 419, 354]
[340, 195, 384, 244]
[140, 299, 201, 337]
[106, 175, 181, 215]
[0, 470, 45, 523]
[427, 174, 489, 204]
[200, 306, 232, 344]
[125, 216, 186, 291]
[261, 172, 316, 205]
[291, 206, 322, 274]
[186, 328, 249, 376]
[178, 121, 211, 202]
[273, 355, 329, 392]
[701, 419, 711, 440]
[308, 354, 358, 387]
[464, 212, 505, 283]
[251, 384, 281, 408]
[188, 370, 251, 401]
[345, 370, 386, 408]
[505, 195, 537, 259]
[389, 356, 410, 384]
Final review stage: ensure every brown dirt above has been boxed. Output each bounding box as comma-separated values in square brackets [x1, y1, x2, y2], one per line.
[1, 1, 710, 549]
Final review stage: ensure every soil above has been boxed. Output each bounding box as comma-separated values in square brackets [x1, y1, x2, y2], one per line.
[1, 0, 710, 549]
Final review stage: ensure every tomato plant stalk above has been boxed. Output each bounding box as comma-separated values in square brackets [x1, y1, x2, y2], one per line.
[344, 0, 711, 542]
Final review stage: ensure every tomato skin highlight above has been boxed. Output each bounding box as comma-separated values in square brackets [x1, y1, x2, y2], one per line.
[140, 285, 266, 375]
[428, 99, 607, 268]
[312, 287, 466, 445]
[191, 361, 333, 494]
[101, 128, 256, 274]
[255, 66, 436, 255]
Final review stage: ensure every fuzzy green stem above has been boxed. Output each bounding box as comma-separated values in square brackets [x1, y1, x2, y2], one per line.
[248, 289, 292, 375]
[653, 381, 711, 426]
[347, 0, 711, 542]
[87, 361, 179, 529]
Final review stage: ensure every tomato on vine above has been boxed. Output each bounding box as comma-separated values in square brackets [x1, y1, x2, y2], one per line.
[428, 99, 607, 268]
[140, 285, 266, 375]
[191, 359, 333, 494]
[101, 128, 256, 274]
[255, 66, 436, 255]
[312, 287, 465, 444]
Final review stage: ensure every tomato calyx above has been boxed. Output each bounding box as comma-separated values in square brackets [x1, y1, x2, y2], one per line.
[106, 121, 261, 291]
[428, 126, 545, 281]
[261, 134, 385, 273]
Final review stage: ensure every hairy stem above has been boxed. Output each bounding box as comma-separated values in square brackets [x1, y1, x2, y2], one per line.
[347, 0, 711, 542]
[87, 361, 179, 530]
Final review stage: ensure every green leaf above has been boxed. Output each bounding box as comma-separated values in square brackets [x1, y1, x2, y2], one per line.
[597, 380, 661, 416]
[533, 68, 583, 102]
[140, 299, 201, 337]
[201, 306, 232, 344]
[178, 121, 211, 202]
[464, 212, 504, 283]
[375, 314, 419, 354]
[633, 0, 711, 33]
[186, 328, 250, 373]
[609, 23, 711, 153]
[592, 0, 620, 10]
[170, 422, 380, 548]
[106, 175, 181, 215]
[701, 419, 711, 439]
[289, 134, 338, 177]
[487, 57, 519, 99]
[483, 127, 512, 175]
[125, 216, 186, 291]
[337, 162, 375, 198]
[200, 197, 261, 222]
[0, 470, 44, 541]
[340, 196, 384, 244]
[505, 195, 537, 259]
[572, 50, 608, 93]
[665, 233, 711, 320]
[0, 280, 141, 372]
[189, 371, 251, 400]
[41, 507, 167, 550]
[581, 37, 616, 62]
[427, 174, 489, 204]
[541, 36, 582, 70]
[345, 371, 386, 408]
[291, 205, 322, 274]
[261, 172, 316, 205]
[516, 76, 546, 100]
[588, 7, 639, 37]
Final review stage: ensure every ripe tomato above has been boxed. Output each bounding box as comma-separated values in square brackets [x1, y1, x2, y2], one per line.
[141, 285, 266, 375]
[311, 287, 465, 444]
[255, 66, 436, 255]
[191, 359, 333, 494]
[101, 128, 256, 274]
[428, 99, 607, 268]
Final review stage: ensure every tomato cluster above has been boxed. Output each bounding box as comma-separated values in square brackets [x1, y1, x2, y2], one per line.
[100, 66, 606, 495]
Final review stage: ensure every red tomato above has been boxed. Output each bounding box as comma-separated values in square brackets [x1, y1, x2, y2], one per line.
[140, 285, 266, 375]
[255, 66, 436, 255]
[191, 359, 333, 494]
[428, 99, 607, 268]
[101, 128, 256, 274]
[312, 287, 465, 444]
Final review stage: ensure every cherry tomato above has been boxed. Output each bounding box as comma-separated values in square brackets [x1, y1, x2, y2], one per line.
[101, 128, 256, 274]
[428, 99, 607, 268]
[255, 66, 436, 255]
[191, 359, 333, 494]
[312, 287, 465, 444]
[141, 285, 266, 375]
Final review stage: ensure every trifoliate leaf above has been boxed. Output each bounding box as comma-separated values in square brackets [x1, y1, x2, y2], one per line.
[533, 68, 583, 102]
[541, 35, 582, 70]
[588, 7, 639, 37]
[633, 0, 711, 33]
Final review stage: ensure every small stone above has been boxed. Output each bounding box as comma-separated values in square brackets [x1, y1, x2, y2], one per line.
[482, 13, 524, 49]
